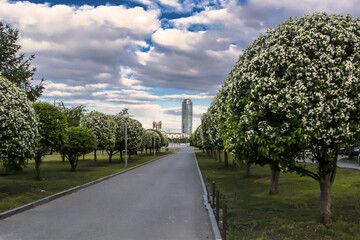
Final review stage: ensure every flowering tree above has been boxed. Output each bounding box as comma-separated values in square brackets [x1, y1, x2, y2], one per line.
[0, 76, 38, 171]
[62, 127, 97, 171]
[33, 102, 67, 180]
[142, 130, 153, 154]
[113, 113, 125, 161]
[127, 118, 144, 158]
[222, 13, 360, 224]
[80, 111, 116, 164]
[143, 130, 161, 154]
[200, 113, 214, 157]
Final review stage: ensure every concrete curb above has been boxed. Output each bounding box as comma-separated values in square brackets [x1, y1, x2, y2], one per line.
[193, 150, 222, 240]
[0, 152, 175, 220]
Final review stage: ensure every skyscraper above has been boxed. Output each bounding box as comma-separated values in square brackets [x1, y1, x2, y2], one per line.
[182, 99, 193, 134]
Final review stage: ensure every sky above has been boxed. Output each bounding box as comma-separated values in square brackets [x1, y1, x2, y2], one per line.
[1, 0, 359, 132]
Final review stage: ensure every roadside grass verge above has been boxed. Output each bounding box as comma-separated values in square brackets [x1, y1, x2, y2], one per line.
[195, 149, 360, 240]
[0, 149, 177, 213]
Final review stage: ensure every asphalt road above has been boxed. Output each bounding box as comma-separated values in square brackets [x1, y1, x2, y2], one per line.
[0, 147, 213, 240]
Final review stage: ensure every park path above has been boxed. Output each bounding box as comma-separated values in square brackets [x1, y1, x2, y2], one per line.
[299, 155, 360, 171]
[0, 147, 213, 240]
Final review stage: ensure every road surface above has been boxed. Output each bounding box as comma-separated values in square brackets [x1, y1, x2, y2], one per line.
[0, 148, 213, 240]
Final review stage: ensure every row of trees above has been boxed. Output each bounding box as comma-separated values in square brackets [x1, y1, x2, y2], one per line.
[1, 76, 169, 178]
[0, 22, 170, 176]
[191, 13, 360, 225]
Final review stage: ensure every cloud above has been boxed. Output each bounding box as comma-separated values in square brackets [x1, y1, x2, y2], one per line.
[0, 0, 160, 88]
[161, 94, 213, 100]
[152, 28, 205, 52]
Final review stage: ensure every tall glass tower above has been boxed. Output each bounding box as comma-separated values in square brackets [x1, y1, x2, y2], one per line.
[182, 99, 193, 134]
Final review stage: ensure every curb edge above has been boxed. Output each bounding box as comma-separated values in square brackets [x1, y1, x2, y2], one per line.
[192, 149, 222, 240]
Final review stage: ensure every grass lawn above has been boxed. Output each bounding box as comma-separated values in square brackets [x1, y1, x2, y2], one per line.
[0, 149, 176, 213]
[195, 149, 360, 240]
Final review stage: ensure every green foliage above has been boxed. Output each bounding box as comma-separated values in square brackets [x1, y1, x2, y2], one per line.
[0, 22, 43, 101]
[80, 111, 116, 155]
[32, 102, 67, 179]
[57, 102, 87, 127]
[62, 127, 97, 171]
[210, 13, 360, 223]
[113, 113, 125, 152]
[149, 129, 165, 147]
[33, 102, 68, 154]
[0, 76, 39, 171]
[144, 130, 161, 150]
[127, 118, 144, 151]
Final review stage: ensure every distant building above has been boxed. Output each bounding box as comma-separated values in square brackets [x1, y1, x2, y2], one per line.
[153, 121, 162, 131]
[163, 132, 190, 139]
[182, 99, 193, 134]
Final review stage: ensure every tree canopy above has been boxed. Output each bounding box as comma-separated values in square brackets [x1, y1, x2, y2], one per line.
[0, 76, 39, 171]
[80, 111, 117, 163]
[63, 127, 97, 171]
[0, 22, 43, 101]
[217, 13, 360, 224]
[33, 102, 68, 179]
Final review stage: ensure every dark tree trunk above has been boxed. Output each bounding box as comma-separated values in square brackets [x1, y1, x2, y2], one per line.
[269, 164, 280, 195]
[35, 158, 41, 180]
[70, 154, 79, 172]
[224, 150, 229, 167]
[214, 149, 218, 161]
[109, 152, 112, 163]
[94, 150, 97, 166]
[244, 160, 251, 177]
[146, 149, 148, 154]
[83, 154, 85, 160]
[120, 150, 123, 162]
[202, 148, 204, 153]
[218, 150, 222, 163]
[61, 154, 65, 162]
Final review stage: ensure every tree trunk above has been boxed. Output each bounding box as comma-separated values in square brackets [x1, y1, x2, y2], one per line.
[224, 150, 229, 167]
[214, 149, 218, 161]
[120, 150, 123, 162]
[109, 153, 112, 163]
[35, 158, 41, 180]
[218, 150, 222, 163]
[61, 154, 65, 162]
[319, 168, 336, 224]
[269, 164, 280, 195]
[244, 160, 251, 177]
[202, 148, 204, 153]
[94, 150, 97, 166]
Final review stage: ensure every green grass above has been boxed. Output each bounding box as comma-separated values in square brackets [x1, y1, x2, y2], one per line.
[0, 149, 177, 213]
[195, 150, 360, 240]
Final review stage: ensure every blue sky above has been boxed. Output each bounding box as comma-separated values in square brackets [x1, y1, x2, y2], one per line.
[1, 0, 360, 132]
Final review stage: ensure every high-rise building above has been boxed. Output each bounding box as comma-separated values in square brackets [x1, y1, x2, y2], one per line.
[153, 121, 162, 131]
[182, 99, 193, 134]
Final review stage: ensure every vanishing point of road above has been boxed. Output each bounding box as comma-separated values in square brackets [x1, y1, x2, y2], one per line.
[0, 147, 213, 240]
